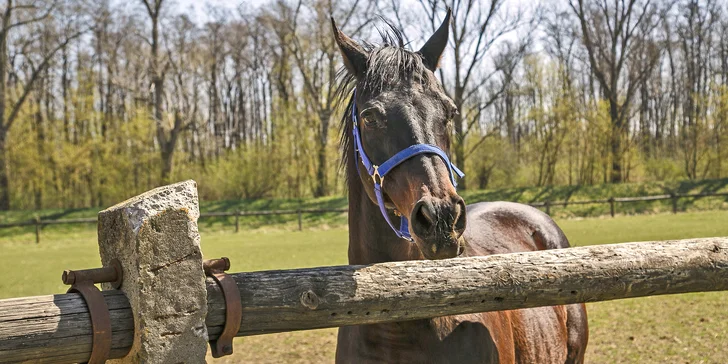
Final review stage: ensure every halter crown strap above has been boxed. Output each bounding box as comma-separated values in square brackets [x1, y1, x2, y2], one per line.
[351, 89, 464, 241]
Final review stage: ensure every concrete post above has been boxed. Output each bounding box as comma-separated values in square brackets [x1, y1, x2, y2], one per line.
[97, 180, 208, 363]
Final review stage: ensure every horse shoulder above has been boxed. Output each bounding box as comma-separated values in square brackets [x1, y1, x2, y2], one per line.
[462, 201, 572, 256]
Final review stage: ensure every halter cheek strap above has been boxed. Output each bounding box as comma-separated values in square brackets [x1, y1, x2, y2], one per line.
[351, 89, 464, 241]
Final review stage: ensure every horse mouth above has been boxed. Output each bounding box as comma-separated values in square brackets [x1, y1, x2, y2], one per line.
[417, 235, 466, 260]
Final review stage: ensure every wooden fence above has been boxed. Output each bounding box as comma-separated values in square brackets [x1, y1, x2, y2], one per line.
[530, 191, 728, 215]
[0, 181, 726, 363]
[1, 238, 726, 363]
[4, 190, 728, 243]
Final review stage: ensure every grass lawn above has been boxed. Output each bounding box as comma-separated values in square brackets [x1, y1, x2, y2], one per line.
[0, 211, 726, 363]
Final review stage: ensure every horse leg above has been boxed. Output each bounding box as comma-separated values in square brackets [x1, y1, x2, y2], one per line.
[530, 223, 589, 363]
[564, 303, 589, 364]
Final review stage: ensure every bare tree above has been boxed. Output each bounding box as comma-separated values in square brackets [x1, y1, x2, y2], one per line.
[418, 0, 531, 189]
[569, 0, 666, 183]
[674, 0, 720, 179]
[265, 0, 377, 197]
[141, 0, 190, 185]
[0, 0, 84, 209]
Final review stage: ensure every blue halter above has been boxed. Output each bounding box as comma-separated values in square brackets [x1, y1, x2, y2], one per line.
[350, 89, 464, 241]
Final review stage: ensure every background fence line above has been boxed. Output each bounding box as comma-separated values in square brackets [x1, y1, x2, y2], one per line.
[4, 191, 728, 243]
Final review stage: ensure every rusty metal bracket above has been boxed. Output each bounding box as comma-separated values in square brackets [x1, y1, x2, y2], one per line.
[62, 259, 123, 364]
[204, 257, 242, 358]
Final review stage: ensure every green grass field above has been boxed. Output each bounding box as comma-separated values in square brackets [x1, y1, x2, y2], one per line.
[1, 211, 726, 363]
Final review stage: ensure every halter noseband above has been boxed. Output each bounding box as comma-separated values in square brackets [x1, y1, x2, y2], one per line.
[350, 89, 464, 241]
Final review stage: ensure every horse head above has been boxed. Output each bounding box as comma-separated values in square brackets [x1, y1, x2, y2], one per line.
[332, 9, 466, 259]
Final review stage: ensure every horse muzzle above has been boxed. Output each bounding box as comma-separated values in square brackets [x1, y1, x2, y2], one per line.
[410, 195, 466, 259]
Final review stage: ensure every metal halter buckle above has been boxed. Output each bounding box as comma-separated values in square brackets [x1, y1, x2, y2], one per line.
[371, 165, 384, 186]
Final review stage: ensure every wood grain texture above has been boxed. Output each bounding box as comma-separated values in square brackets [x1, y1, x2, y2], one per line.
[0, 290, 133, 363]
[1, 238, 727, 363]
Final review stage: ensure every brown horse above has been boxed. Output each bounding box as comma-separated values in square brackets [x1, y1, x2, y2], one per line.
[331, 9, 588, 364]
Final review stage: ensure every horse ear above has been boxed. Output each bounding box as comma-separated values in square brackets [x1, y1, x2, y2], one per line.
[419, 8, 452, 71]
[331, 18, 368, 77]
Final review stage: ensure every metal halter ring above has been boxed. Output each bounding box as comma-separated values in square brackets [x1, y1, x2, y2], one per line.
[371, 166, 384, 186]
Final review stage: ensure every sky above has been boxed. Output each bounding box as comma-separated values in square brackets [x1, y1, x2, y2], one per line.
[175, 0, 258, 23]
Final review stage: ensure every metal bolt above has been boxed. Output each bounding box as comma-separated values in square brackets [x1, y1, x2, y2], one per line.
[203, 257, 231, 275]
[62, 259, 123, 289]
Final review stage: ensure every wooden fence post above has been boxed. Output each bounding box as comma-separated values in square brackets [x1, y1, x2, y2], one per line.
[235, 209, 240, 233]
[609, 197, 615, 217]
[672, 194, 678, 214]
[545, 200, 551, 215]
[97, 180, 208, 363]
[297, 209, 303, 231]
[34, 216, 40, 244]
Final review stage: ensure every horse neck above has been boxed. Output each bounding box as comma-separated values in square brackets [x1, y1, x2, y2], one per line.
[343, 136, 449, 352]
[345, 141, 423, 265]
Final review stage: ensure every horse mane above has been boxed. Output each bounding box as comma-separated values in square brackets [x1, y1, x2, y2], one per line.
[336, 21, 436, 183]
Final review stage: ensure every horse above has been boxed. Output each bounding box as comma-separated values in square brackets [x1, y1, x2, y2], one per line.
[330, 9, 588, 364]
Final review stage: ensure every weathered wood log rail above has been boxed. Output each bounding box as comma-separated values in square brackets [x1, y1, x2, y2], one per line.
[1, 237, 726, 363]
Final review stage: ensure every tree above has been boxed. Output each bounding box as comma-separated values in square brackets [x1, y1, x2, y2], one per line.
[418, 0, 531, 189]
[0, 0, 84, 209]
[265, 0, 377, 197]
[674, 0, 720, 179]
[141, 0, 190, 185]
[569, 0, 665, 183]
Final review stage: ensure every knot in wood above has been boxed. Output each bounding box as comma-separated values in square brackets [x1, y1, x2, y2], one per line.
[494, 268, 517, 286]
[300, 290, 320, 310]
[712, 242, 724, 254]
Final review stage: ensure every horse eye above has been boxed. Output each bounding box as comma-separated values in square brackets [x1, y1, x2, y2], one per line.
[447, 107, 459, 121]
[360, 109, 379, 126]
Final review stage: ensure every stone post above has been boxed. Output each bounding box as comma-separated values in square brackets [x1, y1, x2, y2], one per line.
[98, 180, 208, 363]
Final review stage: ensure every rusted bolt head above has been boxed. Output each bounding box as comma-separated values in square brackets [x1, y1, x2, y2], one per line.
[204, 257, 231, 274]
[109, 259, 123, 289]
[220, 257, 231, 271]
[62, 270, 75, 285]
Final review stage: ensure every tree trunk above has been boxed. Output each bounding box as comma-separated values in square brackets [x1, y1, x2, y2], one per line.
[314, 110, 330, 197]
[610, 101, 622, 183]
[453, 86, 466, 190]
[0, 129, 9, 210]
[0, 20, 9, 210]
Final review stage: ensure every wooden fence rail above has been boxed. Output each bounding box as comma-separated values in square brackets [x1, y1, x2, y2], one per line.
[1, 237, 726, 363]
[4, 191, 728, 243]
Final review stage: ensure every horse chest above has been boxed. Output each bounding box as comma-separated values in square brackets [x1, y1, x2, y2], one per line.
[336, 314, 513, 364]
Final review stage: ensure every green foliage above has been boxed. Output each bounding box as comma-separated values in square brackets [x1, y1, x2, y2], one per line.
[191, 147, 284, 200]
[462, 55, 728, 190]
[3, 21, 728, 212]
[643, 157, 684, 181]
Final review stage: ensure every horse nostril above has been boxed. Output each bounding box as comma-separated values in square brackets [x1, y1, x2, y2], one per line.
[412, 200, 436, 233]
